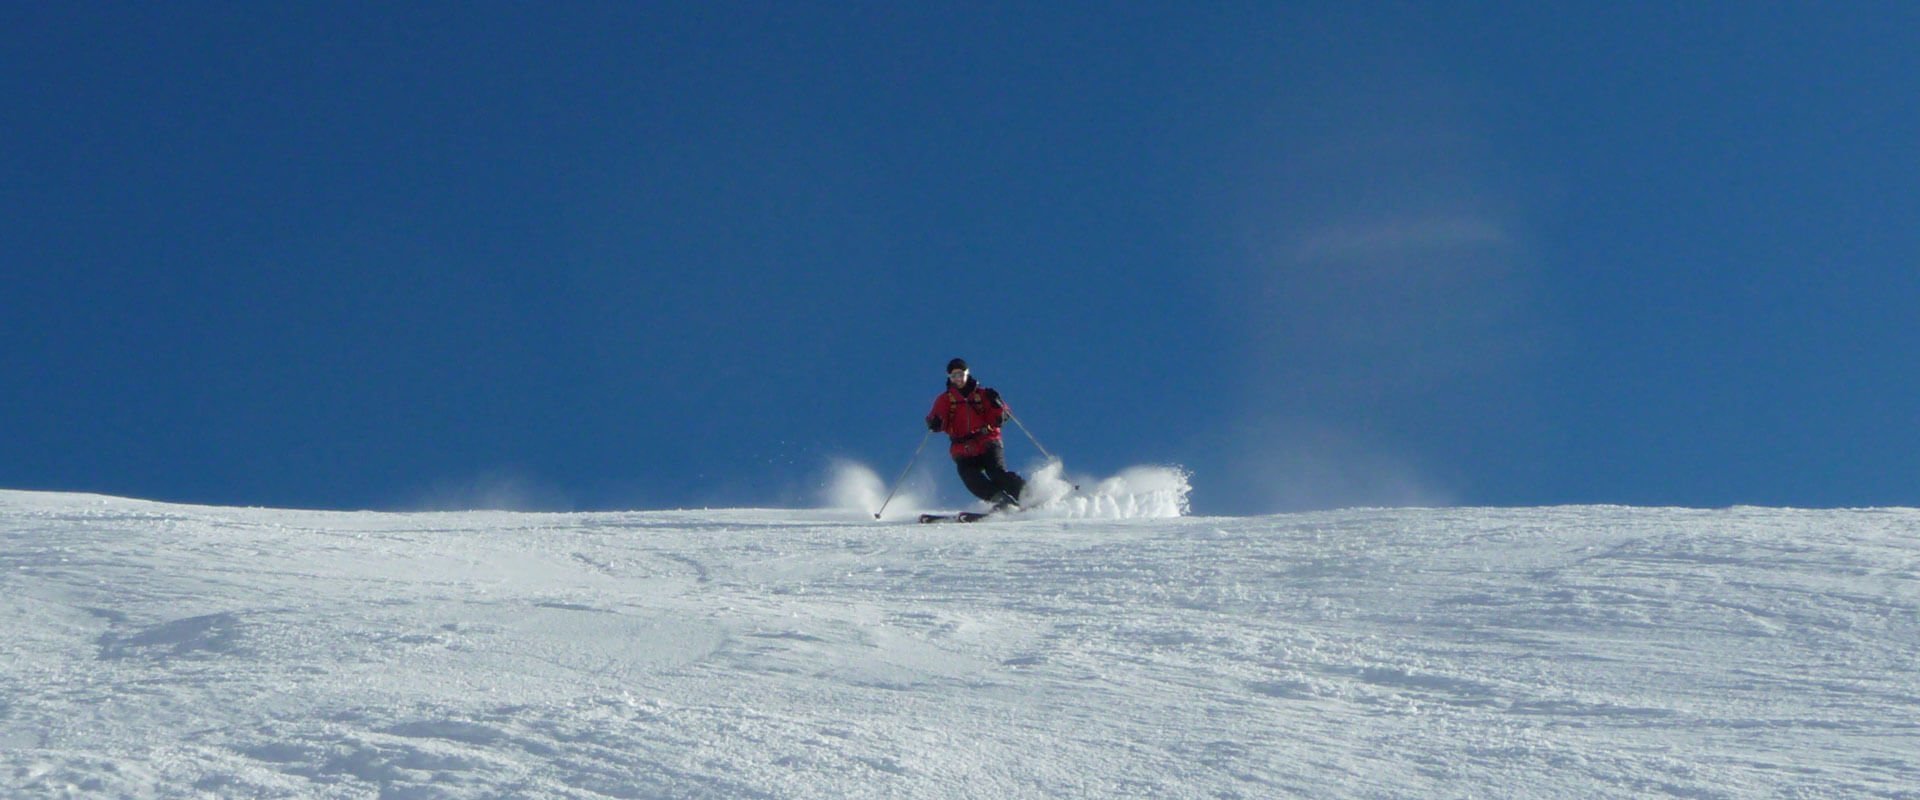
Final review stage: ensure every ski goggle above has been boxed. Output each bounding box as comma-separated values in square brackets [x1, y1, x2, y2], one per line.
[948, 368, 968, 378]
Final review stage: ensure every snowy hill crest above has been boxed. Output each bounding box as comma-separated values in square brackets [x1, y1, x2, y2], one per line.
[2, 491, 1916, 798]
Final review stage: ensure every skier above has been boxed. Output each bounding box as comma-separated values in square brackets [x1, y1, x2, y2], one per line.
[926, 358, 1027, 511]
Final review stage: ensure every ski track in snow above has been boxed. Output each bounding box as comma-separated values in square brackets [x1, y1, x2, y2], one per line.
[2, 491, 1917, 798]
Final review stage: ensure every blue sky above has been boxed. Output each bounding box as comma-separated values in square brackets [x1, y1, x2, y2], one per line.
[5, 3, 1917, 514]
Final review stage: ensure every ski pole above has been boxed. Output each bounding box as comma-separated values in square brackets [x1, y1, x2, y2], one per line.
[1005, 409, 1079, 491]
[874, 429, 932, 519]
[1005, 409, 1056, 462]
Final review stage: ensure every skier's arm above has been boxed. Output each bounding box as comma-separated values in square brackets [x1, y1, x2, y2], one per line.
[926, 396, 948, 432]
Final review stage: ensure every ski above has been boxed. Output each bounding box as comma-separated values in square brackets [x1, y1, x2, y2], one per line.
[918, 511, 992, 524]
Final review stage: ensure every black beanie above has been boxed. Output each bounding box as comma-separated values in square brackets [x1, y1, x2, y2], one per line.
[947, 358, 968, 372]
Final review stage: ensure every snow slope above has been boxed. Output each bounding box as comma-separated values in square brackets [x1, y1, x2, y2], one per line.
[2, 490, 1916, 798]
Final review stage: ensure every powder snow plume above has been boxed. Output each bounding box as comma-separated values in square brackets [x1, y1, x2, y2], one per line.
[1021, 461, 1191, 519]
[821, 459, 923, 521]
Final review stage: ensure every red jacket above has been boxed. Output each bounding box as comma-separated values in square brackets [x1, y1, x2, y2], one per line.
[927, 379, 1007, 458]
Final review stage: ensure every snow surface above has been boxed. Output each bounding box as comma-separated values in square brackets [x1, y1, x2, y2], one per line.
[3, 489, 1917, 798]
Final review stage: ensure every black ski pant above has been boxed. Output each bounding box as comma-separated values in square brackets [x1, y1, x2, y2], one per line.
[954, 442, 1026, 505]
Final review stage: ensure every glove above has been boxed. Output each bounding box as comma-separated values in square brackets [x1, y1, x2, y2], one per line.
[982, 388, 1003, 408]
[926, 416, 942, 432]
